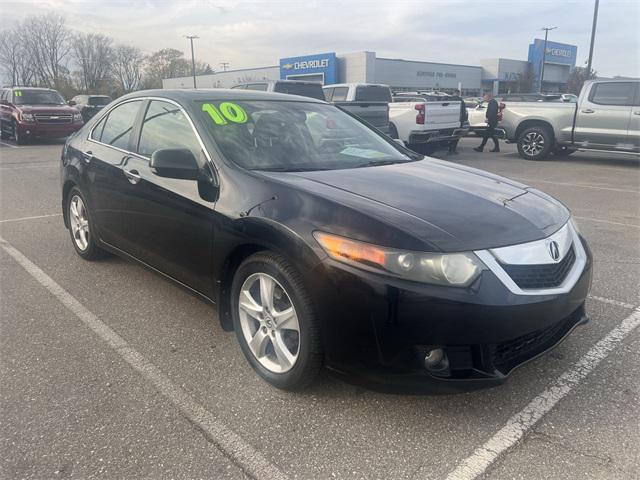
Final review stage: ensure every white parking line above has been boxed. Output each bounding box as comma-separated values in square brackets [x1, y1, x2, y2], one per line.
[0, 163, 58, 170]
[444, 306, 640, 480]
[0, 213, 62, 223]
[573, 215, 640, 229]
[0, 141, 19, 148]
[588, 294, 637, 310]
[0, 236, 288, 480]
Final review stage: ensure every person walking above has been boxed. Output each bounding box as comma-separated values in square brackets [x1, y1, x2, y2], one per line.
[474, 92, 500, 152]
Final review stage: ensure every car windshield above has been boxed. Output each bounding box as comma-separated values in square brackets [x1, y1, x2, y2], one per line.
[89, 96, 111, 106]
[14, 89, 65, 105]
[199, 100, 416, 171]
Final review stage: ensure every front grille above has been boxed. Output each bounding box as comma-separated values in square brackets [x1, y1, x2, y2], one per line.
[492, 307, 584, 371]
[501, 245, 576, 290]
[35, 114, 72, 124]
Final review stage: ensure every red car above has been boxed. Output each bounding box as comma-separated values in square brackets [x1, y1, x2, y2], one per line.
[0, 87, 84, 145]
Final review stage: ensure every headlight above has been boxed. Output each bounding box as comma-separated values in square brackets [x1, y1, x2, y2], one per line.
[73, 113, 83, 123]
[314, 232, 485, 287]
[20, 112, 35, 122]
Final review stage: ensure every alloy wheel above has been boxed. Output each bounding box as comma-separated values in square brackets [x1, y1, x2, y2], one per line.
[238, 272, 300, 373]
[522, 132, 545, 156]
[69, 195, 90, 251]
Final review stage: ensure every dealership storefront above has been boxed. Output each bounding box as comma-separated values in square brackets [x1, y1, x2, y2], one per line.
[163, 41, 577, 95]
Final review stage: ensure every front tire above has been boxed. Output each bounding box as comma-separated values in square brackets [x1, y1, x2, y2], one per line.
[231, 252, 322, 391]
[517, 125, 554, 160]
[13, 120, 27, 145]
[66, 187, 108, 260]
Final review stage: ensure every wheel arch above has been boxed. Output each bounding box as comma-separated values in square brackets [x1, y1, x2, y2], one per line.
[214, 219, 325, 331]
[515, 119, 556, 143]
[61, 179, 78, 228]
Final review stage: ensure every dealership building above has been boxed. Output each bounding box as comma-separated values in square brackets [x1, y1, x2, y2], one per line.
[162, 39, 577, 95]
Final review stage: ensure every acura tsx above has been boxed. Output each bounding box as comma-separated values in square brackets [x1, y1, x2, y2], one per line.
[60, 89, 592, 393]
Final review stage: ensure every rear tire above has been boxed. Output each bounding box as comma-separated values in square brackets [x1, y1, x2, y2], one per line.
[66, 187, 108, 260]
[517, 125, 553, 160]
[231, 251, 322, 391]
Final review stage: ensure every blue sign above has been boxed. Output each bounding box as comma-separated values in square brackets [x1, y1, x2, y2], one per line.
[279, 52, 337, 84]
[528, 39, 577, 89]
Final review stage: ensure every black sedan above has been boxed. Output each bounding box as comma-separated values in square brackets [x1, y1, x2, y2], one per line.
[60, 89, 592, 393]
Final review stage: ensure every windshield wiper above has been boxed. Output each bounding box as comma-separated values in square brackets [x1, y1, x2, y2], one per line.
[257, 166, 329, 172]
[351, 159, 414, 168]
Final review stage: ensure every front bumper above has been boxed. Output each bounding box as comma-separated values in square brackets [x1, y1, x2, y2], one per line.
[313, 235, 593, 394]
[18, 122, 83, 139]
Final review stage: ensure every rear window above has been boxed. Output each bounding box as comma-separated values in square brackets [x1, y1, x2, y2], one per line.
[273, 83, 325, 100]
[589, 82, 636, 106]
[354, 86, 392, 102]
[89, 96, 111, 106]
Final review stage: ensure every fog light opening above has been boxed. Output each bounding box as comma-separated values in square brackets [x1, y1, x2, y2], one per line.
[424, 348, 449, 373]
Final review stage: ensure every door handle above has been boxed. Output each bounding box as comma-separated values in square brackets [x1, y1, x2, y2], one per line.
[123, 168, 141, 184]
[633, 111, 640, 116]
[81, 150, 94, 163]
[581, 109, 595, 114]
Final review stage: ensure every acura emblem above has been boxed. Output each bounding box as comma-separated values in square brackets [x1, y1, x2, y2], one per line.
[548, 241, 560, 261]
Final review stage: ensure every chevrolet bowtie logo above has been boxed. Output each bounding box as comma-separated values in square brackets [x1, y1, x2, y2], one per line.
[282, 63, 293, 70]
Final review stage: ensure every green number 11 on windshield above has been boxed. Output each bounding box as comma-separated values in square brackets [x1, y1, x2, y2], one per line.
[202, 102, 247, 125]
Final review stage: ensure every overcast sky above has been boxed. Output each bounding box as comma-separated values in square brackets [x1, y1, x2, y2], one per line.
[3, 0, 639, 78]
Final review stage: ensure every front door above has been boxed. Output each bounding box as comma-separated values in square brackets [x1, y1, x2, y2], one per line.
[115, 99, 215, 295]
[573, 81, 635, 150]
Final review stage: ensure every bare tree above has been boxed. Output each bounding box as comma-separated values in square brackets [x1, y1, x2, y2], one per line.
[72, 33, 113, 93]
[21, 14, 72, 88]
[112, 45, 145, 93]
[143, 48, 191, 88]
[567, 67, 597, 95]
[0, 26, 35, 86]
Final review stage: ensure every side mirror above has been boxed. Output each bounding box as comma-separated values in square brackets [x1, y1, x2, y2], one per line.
[68, 100, 76, 106]
[150, 148, 202, 181]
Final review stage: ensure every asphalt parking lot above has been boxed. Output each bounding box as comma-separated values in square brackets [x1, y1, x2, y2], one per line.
[1, 136, 638, 480]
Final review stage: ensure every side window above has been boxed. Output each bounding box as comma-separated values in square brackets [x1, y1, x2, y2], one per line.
[230, 84, 246, 89]
[99, 100, 142, 149]
[590, 82, 635, 106]
[323, 88, 334, 101]
[137, 100, 201, 160]
[332, 87, 348, 102]
[91, 115, 107, 141]
[246, 83, 268, 91]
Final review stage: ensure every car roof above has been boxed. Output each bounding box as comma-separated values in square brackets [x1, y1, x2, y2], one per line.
[119, 88, 328, 104]
[10, 86, 58, 91]
[323, 83, 390, 88]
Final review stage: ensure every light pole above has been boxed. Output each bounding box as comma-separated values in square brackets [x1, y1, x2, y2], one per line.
[586, 0, 599, 75]
[184, 35, 199, 89]
[219, 62, 230, 72]
[539, 26, 557, 92]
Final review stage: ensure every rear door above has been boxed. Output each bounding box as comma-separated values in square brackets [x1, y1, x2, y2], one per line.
[85, 99, 144, 250]
[574, 81, 635, 150]
[119, 99, 215, 294]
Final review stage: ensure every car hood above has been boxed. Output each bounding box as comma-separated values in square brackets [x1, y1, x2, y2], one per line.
[17, 105, 79, 114]
[259, 158, 569, 252]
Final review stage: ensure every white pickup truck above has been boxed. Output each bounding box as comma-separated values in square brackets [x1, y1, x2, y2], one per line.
[389, 92, 467, 153]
